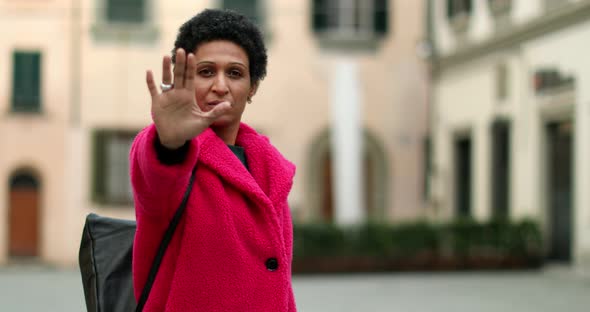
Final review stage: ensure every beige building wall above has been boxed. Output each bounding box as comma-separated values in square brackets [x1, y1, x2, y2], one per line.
[247, 0, 428, 222]
[0, 0, 72, 265]
[431, 0, 590, 269]
[2, 0, 428, 266]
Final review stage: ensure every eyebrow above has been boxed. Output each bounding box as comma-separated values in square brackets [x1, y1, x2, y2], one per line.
[196, 61, 247, 69]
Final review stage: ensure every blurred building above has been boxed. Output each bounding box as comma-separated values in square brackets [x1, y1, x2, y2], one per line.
[428, 0, 590, 268]
[0, 0, 427, 266]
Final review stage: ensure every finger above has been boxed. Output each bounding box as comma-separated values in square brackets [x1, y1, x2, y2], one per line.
[185, 53, 196, 90]
[173, 48, 186, 89]
[146, 70, 158, 98]
[205, 101, 231, 119]
[162, 55, 172, 85]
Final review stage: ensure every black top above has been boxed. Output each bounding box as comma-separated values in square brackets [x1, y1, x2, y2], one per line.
[227, 144, 249, 170]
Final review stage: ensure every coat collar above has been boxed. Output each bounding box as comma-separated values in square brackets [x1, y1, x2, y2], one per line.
[196, 123, 296, 209]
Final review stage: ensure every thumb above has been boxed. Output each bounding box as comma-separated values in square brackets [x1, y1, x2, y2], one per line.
[206, 101, 231, 119]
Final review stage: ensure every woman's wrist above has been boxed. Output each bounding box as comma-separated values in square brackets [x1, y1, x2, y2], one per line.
[160, 137, 186, 150]
[156, 129, 186, 150]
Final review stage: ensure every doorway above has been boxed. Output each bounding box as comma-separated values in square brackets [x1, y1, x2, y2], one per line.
[8, 171, 41, 258]
[491, 120, 511, 220]
[546, 121, 573, 262]
[454, 135, 472, 218]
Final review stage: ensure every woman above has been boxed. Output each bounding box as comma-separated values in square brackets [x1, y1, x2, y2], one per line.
[130, 9, 297, 311]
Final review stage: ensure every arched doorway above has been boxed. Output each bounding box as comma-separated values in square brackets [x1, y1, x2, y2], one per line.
[8, 170, 41, 258]
[308, 129, 388, 223]
[320, 150, 377, 222]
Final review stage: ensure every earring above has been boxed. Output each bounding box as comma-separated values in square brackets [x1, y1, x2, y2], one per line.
[247, 97, 252, 104]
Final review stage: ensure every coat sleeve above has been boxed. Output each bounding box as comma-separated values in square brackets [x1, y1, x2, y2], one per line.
[129, 124, 200, 219]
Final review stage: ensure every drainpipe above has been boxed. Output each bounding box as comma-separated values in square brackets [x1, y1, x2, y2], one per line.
[425, 0, 439, 220]
[70, 0, 81, 127]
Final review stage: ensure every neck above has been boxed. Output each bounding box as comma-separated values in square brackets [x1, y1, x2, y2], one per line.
[211, 123, 240, 145]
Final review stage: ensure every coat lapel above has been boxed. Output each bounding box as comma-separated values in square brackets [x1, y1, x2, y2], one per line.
[196, 124, 296, 212]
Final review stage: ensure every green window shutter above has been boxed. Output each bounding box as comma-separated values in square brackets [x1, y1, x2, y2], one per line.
[12, 52, 41, 113]
[222, 0, 260, 26]
[107, 0, 145, 23]
[312, 0, 328, 33]
[373, 0, 388, 36]
[92, 131, 107, 204]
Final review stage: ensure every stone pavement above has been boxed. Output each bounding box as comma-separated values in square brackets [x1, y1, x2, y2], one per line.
[0, 265, 588, 311]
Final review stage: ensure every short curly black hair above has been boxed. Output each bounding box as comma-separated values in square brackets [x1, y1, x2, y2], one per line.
[172, 9, 267, 86]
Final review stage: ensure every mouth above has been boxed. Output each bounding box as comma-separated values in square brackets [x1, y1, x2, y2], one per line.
[207, 100, 227, 106]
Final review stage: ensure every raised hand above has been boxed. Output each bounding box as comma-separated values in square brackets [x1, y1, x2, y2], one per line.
[146, 48, 231, 149]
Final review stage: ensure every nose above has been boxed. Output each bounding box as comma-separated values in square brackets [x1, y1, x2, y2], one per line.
[211, 73, 229, 96]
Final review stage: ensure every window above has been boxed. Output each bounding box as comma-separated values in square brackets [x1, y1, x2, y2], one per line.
[447, 0, 472, 19]
[12, 51, 41, 113]
[221, 0, 264, 27]
[106, 0, 145, 23]
[312, 0, 388, 39]
[533, 68, 574, 94]
[92, 0, 157, 42]
[92, 130, 137, 205]
[447, 0, 472, 34]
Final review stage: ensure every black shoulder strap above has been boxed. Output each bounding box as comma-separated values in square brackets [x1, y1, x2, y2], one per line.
[135, 164, 198, 311]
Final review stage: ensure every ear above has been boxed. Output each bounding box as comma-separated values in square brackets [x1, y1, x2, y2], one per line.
[249, 82, 259, 99]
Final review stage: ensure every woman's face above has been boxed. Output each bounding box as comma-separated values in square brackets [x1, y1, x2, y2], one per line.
[192, 40, 257, 128]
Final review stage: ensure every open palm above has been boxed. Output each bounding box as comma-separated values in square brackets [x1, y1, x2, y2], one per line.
[146, 48, 230, 149]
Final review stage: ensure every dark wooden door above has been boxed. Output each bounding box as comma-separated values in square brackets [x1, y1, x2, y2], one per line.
[322, 151, 334, 222]
[364, 151, 374, 219]
[491, 121, 510, 220]
[547, 122, 572, 262]
[9, 173, 40, 258]
[321, 150, 375, 223]
[455, 136, 472, 218]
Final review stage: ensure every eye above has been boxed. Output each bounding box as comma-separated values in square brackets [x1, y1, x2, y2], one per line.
[198, 68, 214, 77]
[228, 69, 243, 78]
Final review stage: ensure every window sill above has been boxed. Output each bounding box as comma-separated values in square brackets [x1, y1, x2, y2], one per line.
[3, 110, 49, 123]
[7, 109, 44, 116]
[315, 33, 383, 52]
[91, 22, 159, 43]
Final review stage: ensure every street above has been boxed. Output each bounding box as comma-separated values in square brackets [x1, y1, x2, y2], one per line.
[0, 266, 588, 311]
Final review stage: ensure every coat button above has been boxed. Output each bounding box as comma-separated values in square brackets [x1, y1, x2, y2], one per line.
[265, 257, 279, 271]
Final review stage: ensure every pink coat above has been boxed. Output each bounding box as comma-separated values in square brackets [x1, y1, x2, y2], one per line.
[130, 123, 297, 311]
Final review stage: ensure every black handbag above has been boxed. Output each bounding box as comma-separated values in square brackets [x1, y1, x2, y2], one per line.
[79, 164, 197, 312]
